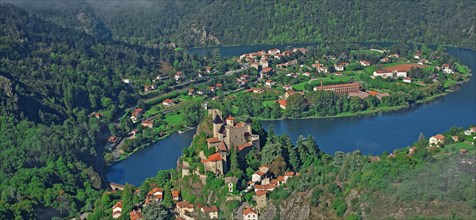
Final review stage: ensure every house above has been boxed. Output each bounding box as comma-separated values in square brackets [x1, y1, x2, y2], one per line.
[208, 86, 216, 93]
[172, 189, 180, 201]
[141, 120, 154, 129]
[252, 171, 265, 183]
[317, 66, 328, 73]
[94, 113, 103, 119]
[258, 165, 270, 174]
[303, 72, 311, 77]
[380, 57, 389, 63]
[201, 206, 219, 219]
[130, 108, 143, 123]
[388, 54, 400, 58]
[108, 135, 118, 143]
[373, 63, 425, 78]
[403, 77, 412, 83]
[282, 85, 292, 91]
[414, 51, 421, 59]
[201, 152, 226, 176]
[284, 90, 295, 99]
[224, 177, 238, 193]
[206, 66, 212, 73]
[335, 72, 343, 76]
[334, 64, 344, 71]
[359, 60, 371, 67]
[419, 58, 429, 64]
[129, 210, 143, 220]
[370, 156, 381, 162]
[442, 64, 454, 74]
[261, 178, 270, 185]
[250, 62, 259, 70]
[259, 58, 269, 68]
[277, 99, 287, 109]
[175, 71, 185, 81]
[268, 48, 281, 55]
[243, 207, 258, 220]
[188, 88, 195, 96]
[162, 98, 175, 106]
[265, 80, 276, 88]
[112, 201, 122, 219]
[145, 187, 163, 203]
[408, 147, 417, 156]
[260, 67, 273, 79]
[255, 190, 267, 210]
[215, 83, 223, 89]
[122, 78, 130, 84]
[429, 134, 445, 146]
[247, 88, 264, 94]
[176, 201, 195, 218]
[143, 84, 156, 92]
[452, 136, 460, 142]
[284, 171, 295, 183]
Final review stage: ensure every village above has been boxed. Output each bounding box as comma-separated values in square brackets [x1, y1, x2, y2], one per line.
[102, 45, 468, 162]
[98, 46, 473, 220]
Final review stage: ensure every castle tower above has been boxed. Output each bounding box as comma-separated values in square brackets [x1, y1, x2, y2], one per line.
[212, 115, 223, 138]
[226, 115, 234, 126]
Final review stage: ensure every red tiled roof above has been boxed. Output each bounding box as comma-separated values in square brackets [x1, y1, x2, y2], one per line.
[113, 201, 122, 209]
[432, 134, 445, 140]
[129, 210, 143, 220]
[278, 99, 287, 107]
[201, 206, 219, 213]
[205, 153, 222, 162]
[243, 207, 257, 215]
[254, 171, 265, 176]
[177, 201, 194, 209]
[163, 98, 174, 104]
[262, 67, 273, 73]
[277, 176, 285, 181]
[226, 115, 234, 121]
[238, 142, 253, 151]
[284, 171, 295, 177]
[218, 141, 228, 151]
[368, 91, 379, 96]
[256, 190, 267, 196]
[132, 108, 143, 117]
[207, 137, 221, 143]
[172, 190, 179, 197]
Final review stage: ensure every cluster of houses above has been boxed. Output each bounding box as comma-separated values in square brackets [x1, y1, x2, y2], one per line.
[247, 165, 297, 210]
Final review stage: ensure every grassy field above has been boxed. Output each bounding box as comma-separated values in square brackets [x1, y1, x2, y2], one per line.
[165, 113, 183, 126]
[444, 142, 475, 152]
[292, 72, 363, 91]
[263, 100, 276, 107]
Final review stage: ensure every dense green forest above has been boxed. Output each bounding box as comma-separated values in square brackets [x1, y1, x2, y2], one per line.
[12, 0, 476, 49]
[0, 4, 204, 218]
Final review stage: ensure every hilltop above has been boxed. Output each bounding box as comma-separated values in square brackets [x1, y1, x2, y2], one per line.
[10, 0, 476, 49]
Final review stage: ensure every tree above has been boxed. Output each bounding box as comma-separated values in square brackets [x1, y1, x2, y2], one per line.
[285, 94, 308, 118]
[182, 101, 203, 127]
[261, 142, 283, 165]
[269, 156, 287, 176]
[142, 201, 171, 219]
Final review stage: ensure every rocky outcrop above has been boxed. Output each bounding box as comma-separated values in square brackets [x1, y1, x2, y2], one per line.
[262, 191, 311, 220]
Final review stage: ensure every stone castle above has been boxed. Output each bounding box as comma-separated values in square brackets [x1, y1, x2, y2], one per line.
[202, 109, 260, 176]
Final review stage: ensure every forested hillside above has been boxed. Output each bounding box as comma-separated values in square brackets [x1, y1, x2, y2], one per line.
[13, 0, 476, 49]
[0, 4, 199, 218]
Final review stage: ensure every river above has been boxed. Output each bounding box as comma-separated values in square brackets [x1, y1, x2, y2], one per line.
[107, 44, 476, 186]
